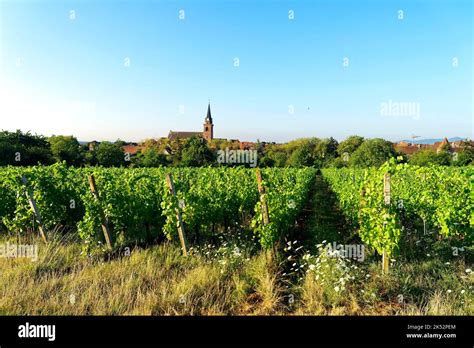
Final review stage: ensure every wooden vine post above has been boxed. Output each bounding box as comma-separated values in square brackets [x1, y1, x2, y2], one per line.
[88, 174, 113, 251]
[165, 173, 188, 256]
[255, 169, 270, 226]
[21, 176, 48, 243]
[382, 172, 391, 274]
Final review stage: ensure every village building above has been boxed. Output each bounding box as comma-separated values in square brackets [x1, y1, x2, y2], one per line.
[87, 140, 100, 151]
[168, 103, 214, 141]
[394, 137, 470, 155]
[88, 103, 260, 157]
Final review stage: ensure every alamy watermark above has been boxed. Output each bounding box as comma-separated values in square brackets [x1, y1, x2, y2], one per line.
[326, 242, 365, 262]
[217, 147, 258, 167]
[380, 99, 420, 120]
[0, 242, 38, 262]
[18, 322, 55, 341]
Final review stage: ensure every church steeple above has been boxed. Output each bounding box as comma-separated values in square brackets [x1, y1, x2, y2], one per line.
[205, 102, 213, 123]
[203, 102, 214, 141]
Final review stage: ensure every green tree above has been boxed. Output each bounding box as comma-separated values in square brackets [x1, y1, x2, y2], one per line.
[48, 135, 84, 166]
[166, 139, 186, 166]
[453, 141, 474, 166]
[280, 137, 319, 154]
[133, 148, 169, 167]
[181, 136, 214, 167]
[95, 142, 125, 167]
[409, 149, 438, 166]
[258, 155, 275, 167]
[85, 149, 98, 166]
[350, 138, 396, 167]
[313, 137, 338, 167]
[453, 152, 473, 166]
[0, 130, 53, 166]
[270, 151, 288, 167]
[287, 143, 313, 167]
[337, 135, 364, 156]
[436, 151, 452, 165]
[259, 151, 288, 167]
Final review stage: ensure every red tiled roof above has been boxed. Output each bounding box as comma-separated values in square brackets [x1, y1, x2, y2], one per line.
[394, 145, 420, 155]
[122, 145, 141, 155]
[239, 141, 256, 150]
[394, 143, 435, 155]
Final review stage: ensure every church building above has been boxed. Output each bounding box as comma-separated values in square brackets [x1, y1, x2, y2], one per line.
[168, 103, 214, 141]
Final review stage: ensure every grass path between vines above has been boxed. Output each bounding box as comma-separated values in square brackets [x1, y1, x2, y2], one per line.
[293, 174, 352, 248]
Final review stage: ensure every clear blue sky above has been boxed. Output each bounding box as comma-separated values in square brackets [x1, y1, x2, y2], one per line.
[0, 0, 472, 142]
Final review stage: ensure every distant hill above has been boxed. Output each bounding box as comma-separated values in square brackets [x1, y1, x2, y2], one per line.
[398, 137, 466, 145]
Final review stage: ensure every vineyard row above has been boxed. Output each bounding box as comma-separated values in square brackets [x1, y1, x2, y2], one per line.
[322, 160, 473, 264]
[0, 164, 316, 252]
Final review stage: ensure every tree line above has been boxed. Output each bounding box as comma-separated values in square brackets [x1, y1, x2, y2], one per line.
[0, 130, 472, 168]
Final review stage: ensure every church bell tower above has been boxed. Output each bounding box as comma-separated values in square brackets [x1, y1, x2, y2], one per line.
[203, 103, 214, 141]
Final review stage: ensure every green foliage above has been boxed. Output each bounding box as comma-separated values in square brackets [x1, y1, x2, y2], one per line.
[270, 151, 288, 167]
[409, 149, 439, 166]
[78, 168, 165, 250]
[0, 163, 86, 233]
[287, 143, 313, 167]
[0, 130, 53, 166]
[337, 135, 364, 156]
[349, 138, 396, 167]
[48, 135, 84, 166]
[326, 156, 348, 168]
[251, 168, 315, 248]
[180, 136, 214, 167]
[357, 165, 401, 257]
[453, 150, 474, 166]
[1, 166, 315, 252]
[323, 162, 474, 257]
[455, 141, 474, 165]
[161, 168, 259, 241]
[95, 142, 125, 167]
[435, 150, 452, 166]
[409, 149, 456, 166]
[313, 137, 338, 162]
[258, 155, 275, 167]
[133, 148, 169, 167]
[260, 151, 288, 168]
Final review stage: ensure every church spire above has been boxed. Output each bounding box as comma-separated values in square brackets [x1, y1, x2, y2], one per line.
[205, 102, 213, 123]
[203, 102, 214, 141]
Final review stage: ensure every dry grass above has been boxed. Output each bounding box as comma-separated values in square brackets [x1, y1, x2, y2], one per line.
[0, 234, 471, 315]
[0, 235, 283, 315]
